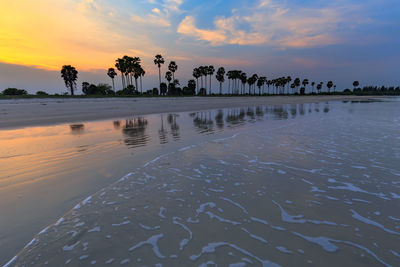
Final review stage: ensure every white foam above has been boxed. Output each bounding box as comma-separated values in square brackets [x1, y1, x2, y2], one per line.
[129, 234, 165, 259]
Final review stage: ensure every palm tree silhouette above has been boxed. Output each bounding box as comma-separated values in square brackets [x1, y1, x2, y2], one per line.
[240, 72, 247, 94]
[311, 82, 315, 93]
[302, 79, 309, 94]
[154, 54, 165, 90]
[293, 78, 301, 94]
[327, 81, 333, 93]
[207, 66, 215, 95]
[317, 83, 322, 94]
[165, 71, 172, 84]
[201, 66, 208, 93]
[353, 81, 359, 91]
[61, 65, 78, 95]
[115, 58, 126, 89]
[216, 67, 225, 95]
[168, 61, 178, 81]
[192, 68, 201, 94]
[107, 68, 117, 93]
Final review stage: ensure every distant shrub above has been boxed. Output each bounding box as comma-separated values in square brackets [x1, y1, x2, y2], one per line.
[152, 88, 159, 96]
[116, 85, 137, 96]
[82, 82, 114, 95]
[198, 88, 207, 96]
[36, 91, 49, 96]
[2, 88, 28, 95]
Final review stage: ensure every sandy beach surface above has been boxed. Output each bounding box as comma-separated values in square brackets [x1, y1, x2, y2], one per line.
[0, 95, 393, 266]
[0, 95, 385, 129]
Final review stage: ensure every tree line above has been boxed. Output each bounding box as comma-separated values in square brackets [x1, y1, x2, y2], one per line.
[1, 54, 400, 97]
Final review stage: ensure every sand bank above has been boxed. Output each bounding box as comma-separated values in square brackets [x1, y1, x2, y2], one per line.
[0, 95, 386, 129]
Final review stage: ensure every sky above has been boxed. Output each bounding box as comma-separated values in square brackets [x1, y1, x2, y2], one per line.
[0, 0, 399, 94]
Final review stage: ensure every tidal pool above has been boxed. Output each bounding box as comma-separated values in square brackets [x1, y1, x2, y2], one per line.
[3, 99, 400, 266]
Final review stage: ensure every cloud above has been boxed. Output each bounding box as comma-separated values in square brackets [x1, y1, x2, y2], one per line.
[129, 0, 183, 28]
[177, 0, 361, 48]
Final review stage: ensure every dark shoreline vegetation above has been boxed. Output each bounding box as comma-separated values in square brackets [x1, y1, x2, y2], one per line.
[2, 54, 400, 98]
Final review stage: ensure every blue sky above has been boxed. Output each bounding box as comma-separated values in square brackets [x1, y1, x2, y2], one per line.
[0, 0, 399, 93]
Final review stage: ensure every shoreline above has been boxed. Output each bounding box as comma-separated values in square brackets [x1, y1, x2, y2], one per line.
[0, 95, 390, 130]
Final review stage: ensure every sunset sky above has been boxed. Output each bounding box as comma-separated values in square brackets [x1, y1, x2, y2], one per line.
[0, 0, 399, 93]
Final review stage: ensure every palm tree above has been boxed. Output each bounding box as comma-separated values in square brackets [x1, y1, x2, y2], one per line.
[154, 54, 165, 89]
[302, 79, 309, 94]
[311, 82, 315, 93]
[138, 67, 145, 93]
[201, 66, 208, 93]
[165, 71, 172, 84]
[168, 61, 178, 81]
[192, 68, 201, 94]
[286, 76, 292, 94]
[107, 68, 117, 93]
[61, 65, 78, 95]
[216, 67, 225, 95]
[327, 81, 333, 93]
[240, 72, 247, 94]
[353, 81, 359, 91]
[257, 77, 264, 96]
[317, 83, 322, 94]
[115, 58, 127, 89]
[293, 78, 301, 94]
[207, 65, 215, 95]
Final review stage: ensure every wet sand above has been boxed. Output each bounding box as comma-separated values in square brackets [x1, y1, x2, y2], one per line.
[0, 95, 385, 129]
[8, 100, 400, 266]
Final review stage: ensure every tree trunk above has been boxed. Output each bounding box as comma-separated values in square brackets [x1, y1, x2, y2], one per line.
[209, 75, 212, 95]
[158, 67, 161, 89]
[112, 79, 115, 93]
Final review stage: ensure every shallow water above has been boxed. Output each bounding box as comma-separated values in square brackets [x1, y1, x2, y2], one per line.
[2, 99, 400, 266]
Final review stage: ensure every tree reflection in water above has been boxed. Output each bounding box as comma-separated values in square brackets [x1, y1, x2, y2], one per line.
[158, 115, 168, 144]
[122, 118, 149, 148]
[167, 114, 180, 140]
[70, 124, 85, 135]
[193, 112, 214, 133]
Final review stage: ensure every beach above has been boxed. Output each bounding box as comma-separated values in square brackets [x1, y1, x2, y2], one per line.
[0, 95, 384, 129]
[1, 96, 399, 266]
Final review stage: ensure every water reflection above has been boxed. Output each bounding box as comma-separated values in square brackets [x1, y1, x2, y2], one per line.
[158, 115, 168, 144]
[122, 118, 149, 148]
[167, 114, 180, 140]
[69, 124, 85, 135]
[71, 103, 332, 148]
[113, 120, 121, 130]
[193, 112, 214, 134]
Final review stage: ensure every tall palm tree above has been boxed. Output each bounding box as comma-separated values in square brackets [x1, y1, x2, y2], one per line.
[286, 76, 292, 94]
[61, 65, 78, 95]
[207, 65, 215, 95]
[140, 68, 145, 94]
[216, 67, 225, 95]
[107, 68, 117, 93]
[353, 81, 359, 91]
[327, 81, 333, 93]
[201, 66, 208, 93]
[302, 79, 309, 94]
[192, 68, 201, 94]
[317, 83, 322, 94]
[311, 82, 315, 93]
[168, 61, 178, 81]
[293, 78, 301, 94]
[257, 77, 264, 96]
[240, 72, 247, 94]
[154, 54, 165, 89]
[115, 58, 126, 89]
